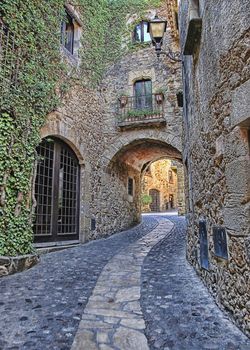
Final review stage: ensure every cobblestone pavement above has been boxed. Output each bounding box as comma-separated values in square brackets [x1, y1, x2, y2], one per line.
[0, 217, 158, 350]
[1, 215, 250, 350]
[71, 218, 174, 350]
[141, 215, 250, 350]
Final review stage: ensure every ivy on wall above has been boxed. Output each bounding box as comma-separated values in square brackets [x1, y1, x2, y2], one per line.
[79, 0, 162, 84]
[0, 0, 163, 256]
[0, 0, 65, 256]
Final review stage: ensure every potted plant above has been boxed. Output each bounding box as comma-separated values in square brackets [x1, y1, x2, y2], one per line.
[155, 88, 166, 104]
[119, 92, 129, 107]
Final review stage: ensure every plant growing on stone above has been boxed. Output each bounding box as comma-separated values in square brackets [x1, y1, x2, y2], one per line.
[141, 194, 152, 205]
[125, 108, 161, 119]
[0, 0, 165, 256]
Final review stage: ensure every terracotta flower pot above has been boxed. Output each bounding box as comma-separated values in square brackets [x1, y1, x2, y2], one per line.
[119, 96, 128, 107]
[155, 92, 164, 104]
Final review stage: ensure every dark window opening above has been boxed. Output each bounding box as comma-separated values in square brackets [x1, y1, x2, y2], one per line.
[61, 12, 74, 54]
[199, 220, 209, 270]
[34, 137, 80, 243]
[168, 170, 174, 183]
[176, 91, 183, 107]
[91, 218, 96, 231]
[133, 21, 151, 43]
[128, 177, 134, 196]
[134, 79, 152, 110]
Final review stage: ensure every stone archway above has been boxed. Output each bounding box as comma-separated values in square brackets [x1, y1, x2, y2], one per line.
[97, 137, 184, 234]
[101, 130, 182, 170]
[40, 113, 85, 165]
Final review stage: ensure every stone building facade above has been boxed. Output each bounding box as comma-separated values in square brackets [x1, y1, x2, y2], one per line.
[141, 159, 179, 212]
[33, 1, 184, 246]
[179, 0, 250, 336]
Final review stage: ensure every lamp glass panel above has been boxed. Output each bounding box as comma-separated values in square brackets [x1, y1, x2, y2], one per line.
[150, 22, 166, 39]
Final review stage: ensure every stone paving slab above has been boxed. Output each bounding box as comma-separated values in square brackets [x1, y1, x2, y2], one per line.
[71, 219, 174, 350]
[0, 217, 158, 350]
[141, 215, 250, 350]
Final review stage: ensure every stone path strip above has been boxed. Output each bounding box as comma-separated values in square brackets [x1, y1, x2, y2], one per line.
[0, 217, 158, 350]
[71, 219, 174, 350]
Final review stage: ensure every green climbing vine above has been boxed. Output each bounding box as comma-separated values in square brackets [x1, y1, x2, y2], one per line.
[0, 0, 163, 256]
[0, 0, 65, 256]
[77, 0, 163, 84]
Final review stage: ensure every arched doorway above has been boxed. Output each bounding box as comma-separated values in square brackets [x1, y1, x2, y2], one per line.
[149, 189, 160, 212]
[33, 137, 80, 243]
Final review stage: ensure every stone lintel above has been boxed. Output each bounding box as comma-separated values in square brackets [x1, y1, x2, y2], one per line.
[231, 79, 250, 128]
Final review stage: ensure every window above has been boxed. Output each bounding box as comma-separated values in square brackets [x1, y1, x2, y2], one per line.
[176, 91, 183, 107]
[199, 220, 209, 269]
[134, 79, 152, 110]
[133, 21, 151, 43]
[61, 12, 75, 54]
[128, 177, 134, 196]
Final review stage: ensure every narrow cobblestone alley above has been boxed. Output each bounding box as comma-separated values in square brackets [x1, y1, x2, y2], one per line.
[0, 215, 249, 350]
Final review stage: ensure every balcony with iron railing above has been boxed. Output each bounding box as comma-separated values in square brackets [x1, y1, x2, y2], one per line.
[117, 93, 166, 130]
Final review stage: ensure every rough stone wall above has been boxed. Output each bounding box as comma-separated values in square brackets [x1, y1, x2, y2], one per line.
[40, 4, 183, 242]
[179, 0, 250, 335]
[142, 159, 178, 211]
[41, 84, 141, 241]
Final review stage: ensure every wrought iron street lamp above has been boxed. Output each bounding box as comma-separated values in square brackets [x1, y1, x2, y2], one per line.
[148, 15, 182, 62]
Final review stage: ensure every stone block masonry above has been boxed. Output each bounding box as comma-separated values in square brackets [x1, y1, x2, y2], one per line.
[0, 254, 39, 277]
[179, 0, 250, 336]
[40, 4, 183, 245]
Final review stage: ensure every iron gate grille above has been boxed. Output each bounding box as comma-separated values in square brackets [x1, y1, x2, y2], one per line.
[34, 140, 54, 236]
[34, 138, 80, 243]
[58, 146, 78, 235]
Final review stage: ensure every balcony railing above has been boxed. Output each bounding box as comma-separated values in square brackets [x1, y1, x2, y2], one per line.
[117, 94, 165, 129]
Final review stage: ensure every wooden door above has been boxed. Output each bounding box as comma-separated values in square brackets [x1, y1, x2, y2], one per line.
[149, 189, 160, 212]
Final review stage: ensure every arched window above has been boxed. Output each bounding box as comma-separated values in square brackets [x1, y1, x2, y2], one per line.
[134, 79, 152, 109]
[61, 12, 75, 54]
[34, 137, 80, 243]
[133, 21, 151, 43]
